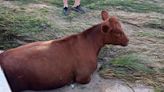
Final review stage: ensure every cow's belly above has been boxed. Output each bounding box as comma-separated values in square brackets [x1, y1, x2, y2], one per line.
[25, 60, 74, 89]
[2, 58, 74, 91]
[27, 69, 73, 90]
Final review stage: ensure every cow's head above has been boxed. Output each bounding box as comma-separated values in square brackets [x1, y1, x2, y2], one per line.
[100, 11, 129, 46]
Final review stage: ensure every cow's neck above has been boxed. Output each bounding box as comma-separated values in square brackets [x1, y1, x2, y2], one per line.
[81, 23, 105, 56]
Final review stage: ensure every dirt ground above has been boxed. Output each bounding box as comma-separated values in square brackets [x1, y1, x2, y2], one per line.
[25, 73, 154, 92]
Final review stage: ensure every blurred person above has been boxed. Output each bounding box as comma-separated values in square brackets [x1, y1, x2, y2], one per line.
[63, 0, 85, 15]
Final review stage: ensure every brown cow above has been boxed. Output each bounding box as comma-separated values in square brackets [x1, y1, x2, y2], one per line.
[0, 11, 129, 92]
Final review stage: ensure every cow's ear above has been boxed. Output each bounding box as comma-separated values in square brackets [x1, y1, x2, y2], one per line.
[101, 25, 109, 33]
[101, 11, 109, 21]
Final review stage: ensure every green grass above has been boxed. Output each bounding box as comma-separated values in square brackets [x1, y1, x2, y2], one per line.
[137, 31, 164, 39]
[83, 0, 164, 14]
[9, 0, 164, 14]
[9, 0, 41, 4]
[144, 19, 164, 30]
[155, 87, 164, 92]
[0, 6, 51, 49]
[110, 54, 154, 73]
[159, 68, 164, 73]
[100, 54, 155, 74]
[99, 54, 164, 89]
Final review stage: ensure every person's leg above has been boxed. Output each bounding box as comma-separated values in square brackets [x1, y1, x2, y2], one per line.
[63, 0, 69, 15]
[63, 0, 68, 8]
[73, 0, 80, 7]
[72, 0, 85, 14]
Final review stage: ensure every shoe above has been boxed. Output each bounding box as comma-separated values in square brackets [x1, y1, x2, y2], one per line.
[63, 7, 69, 16]
[72, 5, 85, 14]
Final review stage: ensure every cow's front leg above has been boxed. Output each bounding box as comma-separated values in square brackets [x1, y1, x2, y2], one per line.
[75, 74, 91, 84]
